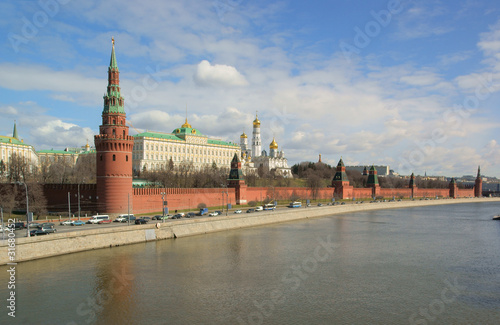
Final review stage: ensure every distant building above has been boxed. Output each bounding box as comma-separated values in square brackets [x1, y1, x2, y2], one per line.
[0, 123, 38, 170]
[240, 114, 292, 177]
[346, 165, 390, 176]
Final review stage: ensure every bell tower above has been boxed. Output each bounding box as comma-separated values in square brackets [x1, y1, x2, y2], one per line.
[94, 38, 134, 214]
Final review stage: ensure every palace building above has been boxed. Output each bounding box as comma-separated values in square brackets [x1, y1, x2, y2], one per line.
[132, 119, 240, 173]
[0, 123, 39, 171]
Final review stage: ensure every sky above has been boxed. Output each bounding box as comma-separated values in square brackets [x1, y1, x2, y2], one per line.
[1, 0, 500, 178]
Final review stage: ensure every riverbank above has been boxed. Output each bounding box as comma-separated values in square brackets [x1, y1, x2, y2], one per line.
[1, 197, 499, 265]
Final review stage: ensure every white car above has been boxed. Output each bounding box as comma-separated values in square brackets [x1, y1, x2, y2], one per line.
[209, 212, 218, 217]
[255, 206, 263, 212]
[60, 220, 74, 226]
[234, 209, 242, 214]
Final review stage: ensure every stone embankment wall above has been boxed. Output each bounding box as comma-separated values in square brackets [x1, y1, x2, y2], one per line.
[1, 197, 499, 266]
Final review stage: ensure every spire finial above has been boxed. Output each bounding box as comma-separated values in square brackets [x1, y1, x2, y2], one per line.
[112, 36, 115, 46]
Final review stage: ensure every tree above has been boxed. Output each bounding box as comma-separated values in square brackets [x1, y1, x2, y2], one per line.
[0, 184, 17, 218]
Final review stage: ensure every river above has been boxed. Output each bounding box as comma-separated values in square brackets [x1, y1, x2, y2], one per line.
[1, 202, 500, 324]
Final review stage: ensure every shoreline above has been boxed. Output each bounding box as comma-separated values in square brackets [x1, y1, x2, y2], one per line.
[1, 197, 499, 265]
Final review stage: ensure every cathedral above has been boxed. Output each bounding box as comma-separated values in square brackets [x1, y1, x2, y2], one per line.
[239, 114, 292, 177]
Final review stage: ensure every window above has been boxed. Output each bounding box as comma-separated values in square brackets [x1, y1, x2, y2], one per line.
[113, 154, 116, 161]
[126, 155, 128, 162]
[100, 155, 103, 161]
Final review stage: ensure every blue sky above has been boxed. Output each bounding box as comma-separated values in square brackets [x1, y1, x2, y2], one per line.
[1, 0, 500, 178]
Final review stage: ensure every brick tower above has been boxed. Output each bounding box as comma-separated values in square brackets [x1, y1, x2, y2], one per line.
[474, 166, 482, 197]
[228, 153, 247, 204]
[367, 165, 380, 198]
[332, 158, 353, 199]
[94, 38, 134, 214]
[409, 172, 417, 198]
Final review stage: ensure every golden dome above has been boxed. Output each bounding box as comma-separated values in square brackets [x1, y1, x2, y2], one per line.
[269, 137, 278, 149]
[253, 113, 260, 127]
[240, 132, 247, 138]
[181, 118, 192, 128]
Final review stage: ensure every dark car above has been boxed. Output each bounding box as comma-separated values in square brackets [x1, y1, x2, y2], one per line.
[246, 209, 255, 213]
[41, 222, 55, 228]
[135, 218, 148, 225]
[30, 229, 49, 236]
[215, 211, 223, 215]
[121, 216, 136, 223]
[186, 212, 196, 218]
[12, 222, 25, 230]
[171, 214, 183, 219]
[152, 215, 163, 220]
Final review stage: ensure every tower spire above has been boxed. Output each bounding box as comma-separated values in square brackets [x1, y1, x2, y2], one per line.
[12, 120, 18, 139]
[110, 37, 118, 70]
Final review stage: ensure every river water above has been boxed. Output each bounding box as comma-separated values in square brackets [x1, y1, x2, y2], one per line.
[1, 202, 500, 325]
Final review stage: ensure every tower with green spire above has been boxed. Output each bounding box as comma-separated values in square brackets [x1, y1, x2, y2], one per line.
[94, 38, 134, 214]
[12, 122, 18, 139]
[474, 166, 482, 197]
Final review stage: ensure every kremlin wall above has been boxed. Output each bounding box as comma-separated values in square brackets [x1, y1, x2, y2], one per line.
[8, 40, 482, 217]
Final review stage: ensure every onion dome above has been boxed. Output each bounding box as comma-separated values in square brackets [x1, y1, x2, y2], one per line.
[253, 114, 260, 127]
[269, 137, 278, 149]
[181, 118, 192, 128]
[240, 132, 247, 138]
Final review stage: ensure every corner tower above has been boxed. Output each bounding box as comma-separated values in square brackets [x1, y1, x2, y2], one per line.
[94, 38, 134, 214]
[474, 166, 482, 197]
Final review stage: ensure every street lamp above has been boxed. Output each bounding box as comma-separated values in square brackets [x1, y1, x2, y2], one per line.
[161, 191, 166, 223]
[17, 182, 30, 237]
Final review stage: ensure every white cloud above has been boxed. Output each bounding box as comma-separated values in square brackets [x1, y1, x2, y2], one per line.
[193, 60, 248, 87]
[0, 105, 18, 115]
[30, 120, 95, 148]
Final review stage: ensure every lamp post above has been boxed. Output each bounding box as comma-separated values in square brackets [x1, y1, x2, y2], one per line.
[161, 191, 166, 223]
[17, 182, 30, 237]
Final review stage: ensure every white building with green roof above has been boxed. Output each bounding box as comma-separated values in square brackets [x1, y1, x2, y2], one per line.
[0, 123, 38, 170]
[132, 118, 240, 173]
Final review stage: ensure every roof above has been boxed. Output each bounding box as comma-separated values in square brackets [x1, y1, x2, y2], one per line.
[172, 127, 204, 136]
[0, 136, 30, 147]
[134, 131, 184, 141]
[37, 149, 77, 155]
[207, 139, 239, 147]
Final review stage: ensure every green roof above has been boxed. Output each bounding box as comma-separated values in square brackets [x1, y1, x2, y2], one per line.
[0, 136, 30, 146]
[37, 149, 77, 155]
[134, 131, 184, 141]
[207, 139, 239, 147]
[172, 127, 205, 136]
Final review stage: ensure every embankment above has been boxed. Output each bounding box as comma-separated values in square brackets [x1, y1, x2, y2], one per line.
[1, 197, 499, 265]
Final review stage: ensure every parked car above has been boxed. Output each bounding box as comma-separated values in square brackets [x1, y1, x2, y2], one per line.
[186, 212, 196, 218]
[135, 218, 148, 225]
[208, 212, 218, 217]
[30, 229, 49, 236]
[152, 215, 163, 220]
[215, 211, 223, 215]
[255, 206, 263, 212]
[41, 223, 55, 228]
[40, 226, 57, 233]
[71, 220, 85, 226]
[98, 219, 113, 224]
[246, 209, 255, 213]
[60, 220, 74, 226]
[234, 209, 242, 214]
[115, 214, 134, 222]
[13, 222, 25, 230]
[28, 222, 42, 228]
[172, 214, 183, 219]
[317, 203, 323, 207]
[121, 216, 136, 223]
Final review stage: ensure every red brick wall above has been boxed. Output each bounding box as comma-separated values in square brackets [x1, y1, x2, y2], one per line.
[414, 188, 450, 198]
[43, 184, 98, 215]
[380, 188, 413, 198]
[132, 187, 235, 214]
[457, 188, 474, 197]
[352, 188, 373, 198]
